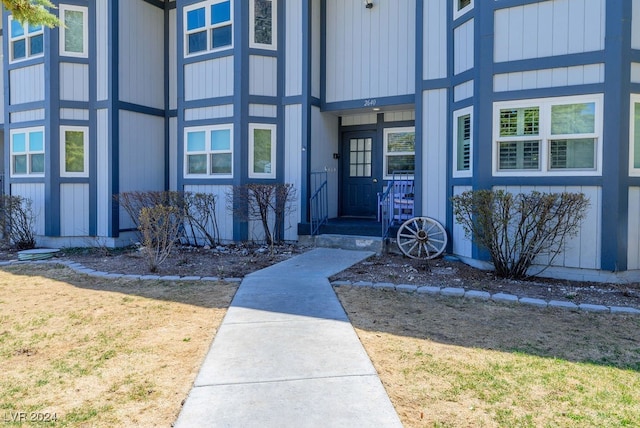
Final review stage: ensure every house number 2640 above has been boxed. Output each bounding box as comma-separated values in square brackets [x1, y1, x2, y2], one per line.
[364, 99, 377, 107]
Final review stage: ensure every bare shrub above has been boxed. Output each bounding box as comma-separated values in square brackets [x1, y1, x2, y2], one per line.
[0, 195, 37, 250]
[116, 191, 184, 240]
[138, 204, 183, 272]
[451, 190, 589, 279]
[182, 192, 220, 247]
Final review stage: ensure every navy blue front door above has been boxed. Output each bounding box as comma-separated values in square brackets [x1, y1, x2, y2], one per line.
[341, 132, 381, 217]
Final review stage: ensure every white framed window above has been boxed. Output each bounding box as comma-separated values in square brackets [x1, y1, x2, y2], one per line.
[184, 0, 233, 56]
[60, 126, 89, 177]
[492, 94, 603, 177]
[185, 124, 234, 178]
[250, 0, 276, 50]
[383, 127, 415, 180]
[453, 107, 473, 178]
[453, 0, 473, 20]
[11, 127, 45, 177]
[249, 123, 276, 179]
[59, 5, 88, 57]
[630, 94, 640, 176]
[8, 16, 44, 63]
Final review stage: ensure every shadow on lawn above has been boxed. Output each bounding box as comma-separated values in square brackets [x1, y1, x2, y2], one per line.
[335, 286, 640, 371]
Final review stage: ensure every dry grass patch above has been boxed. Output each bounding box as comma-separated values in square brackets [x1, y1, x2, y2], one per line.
[336, 286, 640, 428]
[0, 264, 237, 427]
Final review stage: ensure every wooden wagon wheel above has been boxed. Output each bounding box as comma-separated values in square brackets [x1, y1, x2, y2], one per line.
[396, 217, 448, 259]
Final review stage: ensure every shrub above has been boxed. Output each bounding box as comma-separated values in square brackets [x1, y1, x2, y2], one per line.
[0, 195, 37, 250]
[451, 190, 589, 279]
[138, 204, 183, 272]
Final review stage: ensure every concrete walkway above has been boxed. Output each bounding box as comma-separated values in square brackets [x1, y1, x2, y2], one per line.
[174, 248, 403, 428]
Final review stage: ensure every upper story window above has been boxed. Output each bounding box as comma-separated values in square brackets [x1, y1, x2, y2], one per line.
[60, 5, 88, 57]
[9, 16, 44, 63]
[250, 0, 276, 50]
[185, 0, 233, 56]
[185, 125, 233, 178]
[493, 95, 603, 177]
[61, 126, 89, 177]
[454, 0, 473, 20]
[11, 127, 45, 177]
[453, 107, 472, 178]
[383, 127, 415, 180]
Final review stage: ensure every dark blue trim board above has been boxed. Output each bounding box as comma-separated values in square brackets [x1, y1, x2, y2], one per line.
[110, 0, 120, 236]
[321, 95, 415, 113]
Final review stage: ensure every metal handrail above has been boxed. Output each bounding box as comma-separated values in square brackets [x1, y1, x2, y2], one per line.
[380, 170, 415, 238]
[310, 171, 328, 236]
[379, 184, 393, 237]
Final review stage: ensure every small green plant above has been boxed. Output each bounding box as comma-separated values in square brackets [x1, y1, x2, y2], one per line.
[138, 204, 183, 272]
[0, 195, 37, 250]
[451, 189, 589, 279]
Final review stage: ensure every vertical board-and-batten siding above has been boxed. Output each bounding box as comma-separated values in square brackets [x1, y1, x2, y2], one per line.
[118, 111, 165, 230]
[60, 63, 89, 101]
[325, 0, 415, 103]
[185, 105, 234, 120]
[421, 89, 447, 224]
[60, 109, 90, 121]
[284, 105, 303, 240]
[0, 36, 4, 121]
[423, 0, 447, 80]
[96, 109, 110, 237]
[10, 65, 44, 104]
[169, 8, 178, 110]
[96, 0, 109, 101]
[119, 0, 164, 109]
[454, 80, 474, 102]
[249, 104, 278, 118]
[631, 63, 640, 84]
[494, 0, 605, 62]
[633, 0, 640, 49]
[454, 19, 474, 75]
[60, 184, 89, 236]
[183, 185, 234, 242]
[452, 186, 472, 258]
[627, 187, 640, 269]
[285, 0, 302, 97]
[310, 107, 340, 218]
[249, 56, 277, 97]
[11, 183, 45, 235]
[311, 0, 321, 99]
[11, 109, 45, 123]
[184, 57, 234, 101]
[494, 64, 605, 92]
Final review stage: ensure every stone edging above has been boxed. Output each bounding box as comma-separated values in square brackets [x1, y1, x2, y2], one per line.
[331, 280, 640, 315]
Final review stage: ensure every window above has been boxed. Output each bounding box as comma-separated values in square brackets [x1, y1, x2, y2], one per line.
[185, 0, 233, 56]
[249, 124, 276, 179]
[630, 95, 640, 175]
[11, 128, 45, 176]
[61, 126, 88, 177]
[185, 125, 233, 177]
[9, 16, 44, 63]
[493, 95, 602, 176]
[454, 0, 473, 19]
[60, 5, 88, 57]
[453, 107, 472, 177]
[383, 127, 415, 179]
[250, 0, 276, 49]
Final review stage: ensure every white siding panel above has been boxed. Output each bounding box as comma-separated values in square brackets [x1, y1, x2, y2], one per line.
[311, 0, 321, 98]
[184, 57, 234, 101]
[97, 0, 109, 101]
[249, 55, 277, 97]
[0, 36, 4, 122]
[454, 80, 474, 102]
[97, 109, 110, 237]
[629, 187, 640, 269]
[10, 65, 44, 104]
[452, 186, 472, 258]
[169, 8, 178, 110]
[384, 111, 415, 122]
[60, 109, 90, 121]
[311, 106, 340, 218]
[494, 64, 604, 92]
[325, 0, 415, 103]
[632, 63, 640, 84]
[249, 104, 278, 118]
[494, 0, 605, 62]
[60, 183, 89, 236]
[634, 0, 640, 49]
[421, 89, 447, 225]
[11, 183, 45, 235]
[118, 112, 165, 230]
[454, 19, 474, 75]
[11, 109, 45, 123]
[423, 0, 447, 80]
[184, 105, 234, 120]
[170, 117, 177, 191]
[285, 105, 302, 240]
[183, 185, 234, 242]
[285, 0, 302, 97]
[60, 63, 89, 101]
[119, 0, 164, 108]
[341, 113, 377, 127]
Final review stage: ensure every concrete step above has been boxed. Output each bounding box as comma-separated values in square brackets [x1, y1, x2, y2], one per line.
[300, 234, 385, 254]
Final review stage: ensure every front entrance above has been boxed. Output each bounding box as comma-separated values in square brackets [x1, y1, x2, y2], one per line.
[340, 131, 382, 218]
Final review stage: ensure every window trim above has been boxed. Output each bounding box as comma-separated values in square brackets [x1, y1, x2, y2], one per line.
[453, 107, 473, 178]
[184, 0, 234, 57]
[184, 124, 234, 179]
[10, 127, 45, 177]
[492, 94, 603, 177]
[249, 0, 277, 50]
[453, 0, 474, 20]
[249, 123, 277, 179]
[8, 16, 44, 63]
[59, 4, 88, 58]
[383, 127, 416, 180]
[60, 126, 89, 178]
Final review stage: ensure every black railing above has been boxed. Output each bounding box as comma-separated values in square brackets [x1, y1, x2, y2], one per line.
[310, 171, 328, 235]
[379, 170, 414, 238]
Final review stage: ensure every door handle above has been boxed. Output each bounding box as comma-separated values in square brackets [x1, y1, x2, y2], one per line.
[373, 178, 378, 183]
